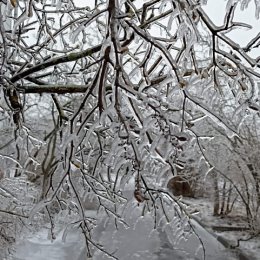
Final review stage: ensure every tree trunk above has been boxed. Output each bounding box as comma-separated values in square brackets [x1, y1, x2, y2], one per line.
[213, 173, 220, 216]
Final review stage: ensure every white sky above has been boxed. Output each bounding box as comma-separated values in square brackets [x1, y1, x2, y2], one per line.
[72, 0, 259, 57]
[203, 0, 260, 57]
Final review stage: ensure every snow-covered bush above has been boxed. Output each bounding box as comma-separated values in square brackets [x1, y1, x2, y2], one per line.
[0, 176, 38, 258]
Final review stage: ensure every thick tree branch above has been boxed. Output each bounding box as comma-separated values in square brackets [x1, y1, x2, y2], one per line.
[0, 209, 28, 218]
[18, 84, 90, 93]
[10, 44, 102, 83]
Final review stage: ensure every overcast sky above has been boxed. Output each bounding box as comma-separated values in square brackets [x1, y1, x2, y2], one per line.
[203, 0, 259, 58]
[73, 0, 259, 57]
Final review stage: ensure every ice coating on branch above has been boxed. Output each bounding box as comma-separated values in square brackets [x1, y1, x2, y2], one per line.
[12, 12, 29, 39]
[255, 0, 260, 18]
[0, 186, 18, 201]
[177, 23, 188, 41]
[149, 135, 161, 154]
[226, 0, 239, 11]
[185, 91, 239, 139]
[155, 165, 171, 183]
[1, 0, 259, 258]
[29, 199, 53, 222]
[60, 132, 77, 155]
[0, 154, 23, 169]
[167, 8, 179, 32]
[70, 24, 85, 44]
[183, 23, 197, 60]
[93, 203, 160, 260]
[241, 0, 250, 10]
[158, 0, 170, 14]
[226, 0, 260, 18]
[56, 0, 62, 10]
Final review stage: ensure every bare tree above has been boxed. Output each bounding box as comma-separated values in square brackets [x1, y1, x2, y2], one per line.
[0, 0, 260, 257]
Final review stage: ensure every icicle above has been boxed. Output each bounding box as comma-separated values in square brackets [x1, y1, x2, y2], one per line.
[255, 0, 260, 18]
[70, 24, 85, 44]
[12, 0, 33, 38]
[241, 0, 250, 10]
[167, 8, 179, 32]
[29, 199, 52, 222]
[56, 0, 62, 10]
[226, 0, 238, 12]
[12, 11, 29, 38]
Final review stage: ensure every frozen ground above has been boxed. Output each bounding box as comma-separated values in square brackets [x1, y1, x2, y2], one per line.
[12, 204, 239, 260]
[182, 197, 260, 260]
[13, 229, 86, 260]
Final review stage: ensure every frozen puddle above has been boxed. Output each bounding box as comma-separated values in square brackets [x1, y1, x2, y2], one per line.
[13, 229, 86, 260]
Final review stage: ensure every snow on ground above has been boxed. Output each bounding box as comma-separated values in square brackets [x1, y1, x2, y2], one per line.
[12, 200, 240, 260]
[10, 184, 258, 260]
[215, 230, 260, 260]
[91, 201, 161, 260]
[182, 197, 260, 260]
[13, 228, 86, 260]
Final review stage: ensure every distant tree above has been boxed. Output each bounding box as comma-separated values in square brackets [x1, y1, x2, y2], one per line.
[0, 0, 260, 257]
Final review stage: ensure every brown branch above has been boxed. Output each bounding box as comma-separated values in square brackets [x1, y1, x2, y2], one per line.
[11, 44, 102, 83]
[0, 209, 28, 218]
[18, 84, 90, 94]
